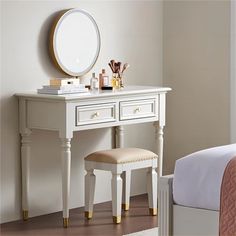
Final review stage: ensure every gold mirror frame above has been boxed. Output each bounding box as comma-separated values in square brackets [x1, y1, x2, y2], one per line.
[49, 8, 101, 77]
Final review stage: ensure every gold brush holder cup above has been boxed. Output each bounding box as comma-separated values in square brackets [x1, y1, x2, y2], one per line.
[111, 73, 119, 89]
[112, 73, 123, 89]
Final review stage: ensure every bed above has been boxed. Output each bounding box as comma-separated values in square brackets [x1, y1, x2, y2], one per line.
[158, 144, 236, 236]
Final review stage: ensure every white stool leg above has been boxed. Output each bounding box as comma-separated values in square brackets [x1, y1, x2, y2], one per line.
[147, 167, 157, 215]
[84, 168, 96, 219]
[121, 171, 131, 211]
[111, 171, 123, 224]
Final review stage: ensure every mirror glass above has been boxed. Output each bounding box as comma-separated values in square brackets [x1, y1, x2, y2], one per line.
[51, 9, 100, 77]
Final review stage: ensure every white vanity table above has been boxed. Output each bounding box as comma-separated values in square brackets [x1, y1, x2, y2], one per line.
[16, 85, 170, 225]
[15, 8, 171, 227]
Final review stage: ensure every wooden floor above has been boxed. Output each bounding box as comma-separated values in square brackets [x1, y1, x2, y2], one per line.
[1, 194, 157, 236]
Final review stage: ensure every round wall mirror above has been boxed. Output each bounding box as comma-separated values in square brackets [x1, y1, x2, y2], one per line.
[50, 9, 100, 77]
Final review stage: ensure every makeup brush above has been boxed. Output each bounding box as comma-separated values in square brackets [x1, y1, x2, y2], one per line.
[110, 60, 115, 71]
[115, 62, 121, 74]
[115, 62, 121, 77]
[108, 62, 114, 73]
[121, 63, 130, 73]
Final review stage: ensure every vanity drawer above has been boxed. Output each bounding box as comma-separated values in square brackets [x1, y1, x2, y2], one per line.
[76, 103, 116, 126]
[120, 99, 156, 121]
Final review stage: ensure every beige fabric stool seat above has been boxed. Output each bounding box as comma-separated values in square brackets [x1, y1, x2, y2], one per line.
[84, 148, 158, 224]
[85, 148, 157, 164]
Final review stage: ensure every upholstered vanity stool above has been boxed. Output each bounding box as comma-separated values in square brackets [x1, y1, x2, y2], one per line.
[84, 148, 158, 224]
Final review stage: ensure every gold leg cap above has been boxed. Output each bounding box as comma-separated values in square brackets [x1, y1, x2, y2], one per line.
[149, 208, 157, 216]
[122, 203, 129, 211]
[63, 218, 69, 228]
[23, 210, 28, 221]
[113, 216, 121, 224]
[84, 211, 93, 219]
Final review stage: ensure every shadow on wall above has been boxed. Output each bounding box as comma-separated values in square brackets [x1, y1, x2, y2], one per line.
[0, 95, 21, 221]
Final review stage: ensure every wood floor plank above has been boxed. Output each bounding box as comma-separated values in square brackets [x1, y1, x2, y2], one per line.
[0, 194, 157, 236]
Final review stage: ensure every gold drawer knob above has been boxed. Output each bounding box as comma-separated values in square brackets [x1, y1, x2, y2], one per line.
[134, 107, 141, 113]
[92, 112, 100, 118]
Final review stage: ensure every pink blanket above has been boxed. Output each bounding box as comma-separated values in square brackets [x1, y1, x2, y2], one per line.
[219, 156, 236, 236]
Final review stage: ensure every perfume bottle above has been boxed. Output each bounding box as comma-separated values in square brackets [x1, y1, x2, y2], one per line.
[90, 72, 99, 91]
[99, 69, 110, 88]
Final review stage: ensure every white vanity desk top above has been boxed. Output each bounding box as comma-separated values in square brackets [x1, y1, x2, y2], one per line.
[16, 85, 171, 100]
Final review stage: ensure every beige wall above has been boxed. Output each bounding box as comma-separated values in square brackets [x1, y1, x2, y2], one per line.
[163, 0, 231, 174]
[231, 0, 236, 142]
[0, 0, 163, 223]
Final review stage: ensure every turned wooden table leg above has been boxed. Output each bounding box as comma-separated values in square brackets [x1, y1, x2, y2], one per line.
[61, 138, 71, 228]
[21, 131, 32, 221]
[115, 126, 124, 148]
[115, 126, 131, 211]
[154, 122, 164, 177]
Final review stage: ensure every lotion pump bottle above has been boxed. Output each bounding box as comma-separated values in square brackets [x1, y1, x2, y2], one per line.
[90, 72, 99, 91]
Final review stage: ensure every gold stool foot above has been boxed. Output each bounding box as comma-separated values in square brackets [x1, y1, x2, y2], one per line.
[113, 216, 121, 224]
[23, 210, 28, 221]
[122, 203, 129, 211]
[63, 218, 69, 228]
[149, 208, 157, 216]
[84, 211, 93, 220]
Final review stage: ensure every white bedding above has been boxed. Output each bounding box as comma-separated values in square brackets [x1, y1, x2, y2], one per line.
[173, 144, 236, 211]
